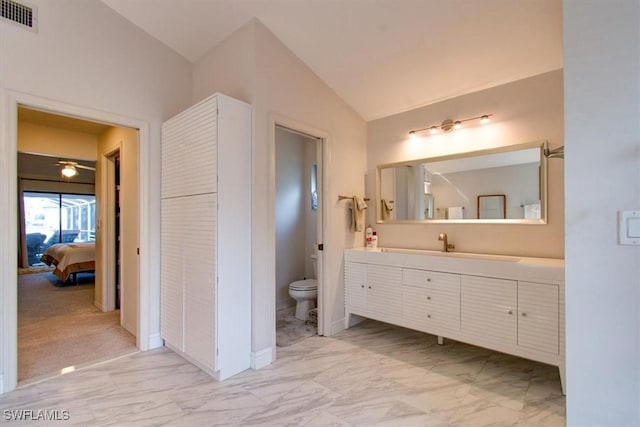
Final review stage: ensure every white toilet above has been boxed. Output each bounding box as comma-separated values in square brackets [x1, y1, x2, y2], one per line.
[288, 254, 318, 321]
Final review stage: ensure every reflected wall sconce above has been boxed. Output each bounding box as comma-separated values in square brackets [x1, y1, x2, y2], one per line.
[409, 114, 492, 138]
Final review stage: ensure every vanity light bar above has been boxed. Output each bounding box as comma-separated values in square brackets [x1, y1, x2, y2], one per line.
[409, 114, 492, 137]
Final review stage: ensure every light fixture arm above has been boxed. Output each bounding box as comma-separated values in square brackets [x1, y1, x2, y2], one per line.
[409, 114, 492, 136]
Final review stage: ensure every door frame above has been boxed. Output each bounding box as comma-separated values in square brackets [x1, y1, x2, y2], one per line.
[0, 90, 151, 394]
[102, 148, 120, 312]
[269, 114, 331, 344]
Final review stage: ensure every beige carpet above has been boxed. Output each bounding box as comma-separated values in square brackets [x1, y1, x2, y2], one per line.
[18, 272, 136, 382]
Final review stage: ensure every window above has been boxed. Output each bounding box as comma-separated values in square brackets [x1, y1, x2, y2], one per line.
[311, 164, 318, 210]
[23, 192, 95, 265]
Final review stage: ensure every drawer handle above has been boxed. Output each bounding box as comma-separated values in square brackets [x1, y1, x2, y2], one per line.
[427, 296, 431, 300]
[427, 314, 431, 318]
[508, 310, 513, 315]
[368, 286, 372, 289]
[427, 278, 431, 282]
[521, 312, 527, 317]
[361, 285, 365, 288]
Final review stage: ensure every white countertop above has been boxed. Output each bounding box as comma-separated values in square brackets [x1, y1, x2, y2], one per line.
[345, 247, 564, 283]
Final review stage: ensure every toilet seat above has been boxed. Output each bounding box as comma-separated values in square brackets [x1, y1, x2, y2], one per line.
[289, 279, 317, 291]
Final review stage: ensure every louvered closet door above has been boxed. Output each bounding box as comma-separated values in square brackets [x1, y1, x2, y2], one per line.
[160, 197, 185, 350]
[161, 98, 218, 199]
[183, 193, 217, 372]
[160, 193, 217, 369]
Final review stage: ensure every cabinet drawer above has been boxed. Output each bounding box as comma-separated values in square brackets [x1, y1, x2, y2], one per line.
[403, 268, 460, 291]
[402, 285, 460, 334]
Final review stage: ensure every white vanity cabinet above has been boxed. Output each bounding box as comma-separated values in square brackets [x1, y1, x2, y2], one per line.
[344, 248, 565, 392]
[345, 262, 402, 325]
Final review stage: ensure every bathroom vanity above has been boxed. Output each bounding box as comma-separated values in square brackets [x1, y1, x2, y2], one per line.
[344, 247, 565, 392]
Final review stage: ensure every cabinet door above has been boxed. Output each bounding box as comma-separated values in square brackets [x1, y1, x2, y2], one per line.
[402, 269, 460, 334]
[366, 264, 402, 324]
[161, 97, 218, 199]
[160, 197, 185, 351]
[345, 261, 367, 313]
[518, 281, 559, 354]
[183, 193, 217, 372]
[461, 275, 517, 346]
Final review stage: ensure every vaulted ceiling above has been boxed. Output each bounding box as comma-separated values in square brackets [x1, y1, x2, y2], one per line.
[101, 0, 562, 121]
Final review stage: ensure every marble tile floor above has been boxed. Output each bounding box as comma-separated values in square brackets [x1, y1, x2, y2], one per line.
[0, 320, 565, 426]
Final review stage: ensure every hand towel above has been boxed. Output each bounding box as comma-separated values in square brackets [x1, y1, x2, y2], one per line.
[350, 196, 368, 232]
[381, 199, 394, 220]
[524, 202, 540, 219]
[447, 206, 464, 220]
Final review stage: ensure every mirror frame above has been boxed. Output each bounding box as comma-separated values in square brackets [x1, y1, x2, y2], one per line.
[375, 140, 548, 224]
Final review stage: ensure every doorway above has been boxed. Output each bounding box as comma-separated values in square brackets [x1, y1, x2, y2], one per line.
[15, 108, 139, 384]
[1, 91, 150, 393]
[273, 121, 326, 352]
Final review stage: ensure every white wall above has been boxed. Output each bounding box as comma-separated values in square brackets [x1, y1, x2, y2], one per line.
[564, 1, 640, 425]
[275, 128, 306, 310]
[367, 70, 564, 258]
[193, 19, 367, 358]
[0, 0, 192, 392]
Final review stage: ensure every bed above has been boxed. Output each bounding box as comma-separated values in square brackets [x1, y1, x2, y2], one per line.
[40, 242, 95, 284]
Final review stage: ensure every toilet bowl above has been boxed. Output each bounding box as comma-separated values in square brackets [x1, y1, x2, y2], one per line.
[288, 254, 318, 321]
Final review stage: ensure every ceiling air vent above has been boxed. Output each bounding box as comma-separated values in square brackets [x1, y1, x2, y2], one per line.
[1, 0, 37, 32]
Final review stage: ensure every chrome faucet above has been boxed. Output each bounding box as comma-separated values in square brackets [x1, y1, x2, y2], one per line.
[438, 233, 455, 252]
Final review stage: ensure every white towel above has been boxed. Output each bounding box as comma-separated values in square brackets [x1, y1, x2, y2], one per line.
[381, 199, 393, 220]
[350, 196, 368, 232]
[447, 206, 464, 220]
[524, 202, 540, 219]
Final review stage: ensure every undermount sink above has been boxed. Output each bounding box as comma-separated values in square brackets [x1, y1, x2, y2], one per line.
[379, 247, 521, 262]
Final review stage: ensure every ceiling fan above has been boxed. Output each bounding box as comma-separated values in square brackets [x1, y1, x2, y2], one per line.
[56, 160, 96, 178]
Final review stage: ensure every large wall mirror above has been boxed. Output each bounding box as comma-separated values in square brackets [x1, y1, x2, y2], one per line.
[376, 140, 547, 224]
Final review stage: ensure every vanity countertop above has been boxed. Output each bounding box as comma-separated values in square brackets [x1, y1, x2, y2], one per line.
[345, 247, 564, 284]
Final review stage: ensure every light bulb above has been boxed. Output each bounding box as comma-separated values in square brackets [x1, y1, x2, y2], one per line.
[409, 130, 416, 138]
[429, 126, 438, 134]
[61, 165, 78, 178]
[480, 115, 490, 124]
[453, 121, 462, 130]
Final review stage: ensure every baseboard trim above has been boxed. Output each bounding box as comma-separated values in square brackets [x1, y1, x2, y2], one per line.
[330, 317, 346, 336]
[148, 333, 163, 349]
[121, 321, 135, 337]
[346, 313, 365, 328]
[251, 347, 273, 370]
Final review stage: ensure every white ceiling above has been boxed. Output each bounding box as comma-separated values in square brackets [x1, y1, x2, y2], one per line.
[101, 0, 563, 121]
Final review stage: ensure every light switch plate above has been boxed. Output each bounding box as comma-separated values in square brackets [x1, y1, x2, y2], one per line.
[618, 211, 640, 245]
